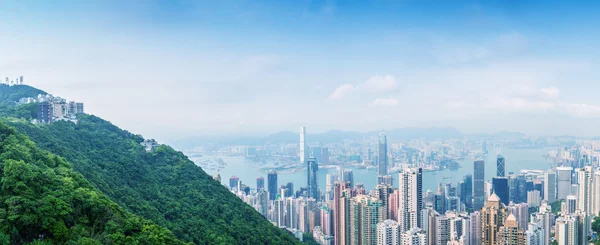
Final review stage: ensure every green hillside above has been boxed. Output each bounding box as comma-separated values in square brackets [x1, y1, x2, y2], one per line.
[0, 85, 300, 244]
[0, 122, 187, 244]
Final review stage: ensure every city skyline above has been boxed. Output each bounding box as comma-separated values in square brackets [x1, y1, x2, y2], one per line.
[3, 1, 600, 140]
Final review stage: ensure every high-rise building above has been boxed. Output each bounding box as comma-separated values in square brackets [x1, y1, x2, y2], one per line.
[378, 133, 388, 178]
[320, 205, 333, 236]
[378, 175, 394, 186]
[343, 169, 354, 187]
[350, 195, 383, 245]
[470, 211, 481, 245]
[256, 190, 268, 216]
[496, 214, 526, 245]
[256, 176, 265, 190]
[527, 190, 541, 208]
[389, 189, 399, 221]
[377, 219, 401, 245]
[300, 126, 308, 163]
[507, 203, 529, 231]
[373, 184, 393, 221]
[526, 221, 545, 245]
[399, 168, 423, 232]
[461, 174, 473, 209]
[325, 174, 337, 200]
[37, 101, 54, 123]
[555, 210, 588, 245]
[576, 166, 593, 213]
[435, 212, 450, 245]
[566, 195, 577, 214]
[307, 157, 319, 199]
[480, 193, 508, 245]
[593, 171, 600, 215]
[544, 170, 556, 203]
[268, 170, 278, 200]
[334, 182, 352, 245]
[286, 197, 298, 229]
[273, 198, 285, 227]
[401, 228, 427, 245]
[497, 155, 505, 177]
[311, 146, 322, 163]
[492, 177, 509, 206]
[229, 176, 239, 191]
[321, 147, 330, 165]
[556, 167, 573, 200]
[474, 160, 486, 210]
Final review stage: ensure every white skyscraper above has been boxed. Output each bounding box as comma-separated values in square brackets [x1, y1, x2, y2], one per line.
[469, 211, 481, 245]
[576, 166, 593, 213]
[300, 126, 308, 163]
[377, 219, 401, 245]
[398, 168, 423, 232]
[556, 167, 573, 200]
[593, 171, 600, 215]
[544, 170, 556, 203]
[566, 195, 577, 214]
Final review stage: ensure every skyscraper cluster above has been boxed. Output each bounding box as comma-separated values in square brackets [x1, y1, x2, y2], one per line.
[219, 131, 600, 245]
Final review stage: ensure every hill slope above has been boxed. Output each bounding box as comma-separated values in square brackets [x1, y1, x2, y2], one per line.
[0, 85, 300, 244]
[0, 122, 187, 244]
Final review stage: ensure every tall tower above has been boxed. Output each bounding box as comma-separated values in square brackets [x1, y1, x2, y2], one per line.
[350, 195, 383, 245]
[378, 133, 388, 177]
[576, 166, 593, 213]
[556, 167, 573, 200]
[300, 126, 308, 163]
[473, 160, 485, 211]
[398, 168, 423, 232]
[544, 170, 556, 203]
[267, 170, 278, 200]
[307, 157, 319, 199]
[480, 193, 508, 245]
[334, 182, 352, 245]
[492, 177, 509, 206]
[496, 155, 505, 177]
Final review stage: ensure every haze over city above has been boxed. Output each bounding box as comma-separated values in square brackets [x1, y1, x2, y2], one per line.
[2, 1, 600, 141]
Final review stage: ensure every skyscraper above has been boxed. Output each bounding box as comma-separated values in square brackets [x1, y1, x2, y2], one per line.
[462, 174, 473, 209]
[334, 182, 352, 245]
[474, 160, 485, 211]
[350, 195, 383, 245]
[300, 126, 308, 163]
[307, 157, 319, 199]
[268, 170, 278, 200]
[556, 167, 572, 200]
[343, 169, 354, 187]
[497, 155, 505, 177]
[492, 177, 509, 206]
[229, 176, 239, 191]
[256, 176, 265, 190]
[398, 168, 423, 232]
[480, 193, 508, 245]
[378, 133, 388, 178]
[544, 170, 556, 203]
[576, 166, 593, 213]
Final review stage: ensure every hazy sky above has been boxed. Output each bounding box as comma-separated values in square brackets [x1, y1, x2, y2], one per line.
[2, 1, 600, 141]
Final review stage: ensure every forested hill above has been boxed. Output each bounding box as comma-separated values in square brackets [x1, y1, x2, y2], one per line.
[0, 85, 300, 244]
[0, 122, 187, 244]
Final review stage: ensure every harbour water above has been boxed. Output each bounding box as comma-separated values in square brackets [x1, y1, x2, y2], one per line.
[195, 147, 557, 193]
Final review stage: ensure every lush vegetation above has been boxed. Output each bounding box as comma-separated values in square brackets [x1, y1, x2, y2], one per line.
[0, 85, 43, 120]
[0, 85, 300, 244]
[0, 122, 187, 244]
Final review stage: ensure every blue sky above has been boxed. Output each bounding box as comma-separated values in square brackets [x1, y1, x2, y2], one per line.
[1, 0, 600, 140]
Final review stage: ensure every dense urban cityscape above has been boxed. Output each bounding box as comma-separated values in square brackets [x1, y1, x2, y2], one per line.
[204, 126, 600, 245]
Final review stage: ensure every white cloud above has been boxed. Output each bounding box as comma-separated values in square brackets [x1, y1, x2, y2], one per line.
[540, 86, 560, 98]
[364, 75, 397, 92]
[564, 103, 600, 118]
[328, 84, 355, 100]
[369, 98, 399, 107]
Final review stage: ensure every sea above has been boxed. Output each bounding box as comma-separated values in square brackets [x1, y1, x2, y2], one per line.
[193, 147, 557, 193]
